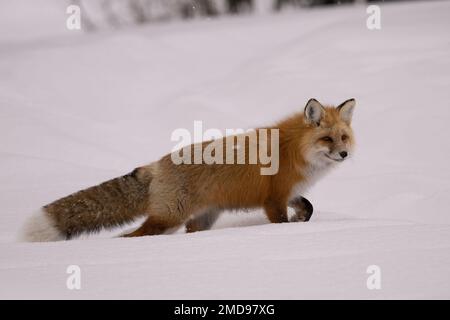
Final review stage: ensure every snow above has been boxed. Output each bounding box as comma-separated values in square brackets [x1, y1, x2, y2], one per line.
[1, 0, 450, 299]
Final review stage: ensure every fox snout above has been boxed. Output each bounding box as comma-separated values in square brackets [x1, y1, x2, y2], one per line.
[325, 149, 349, 162]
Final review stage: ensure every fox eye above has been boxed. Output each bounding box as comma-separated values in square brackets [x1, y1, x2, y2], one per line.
[321, 136, 333, 143]
[342, 134, 348, 141]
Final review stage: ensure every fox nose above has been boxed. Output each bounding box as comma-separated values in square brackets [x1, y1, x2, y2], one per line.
[339, 151, 348, 159]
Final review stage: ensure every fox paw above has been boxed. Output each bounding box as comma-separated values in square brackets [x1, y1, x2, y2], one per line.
[289, 196, 314, 222]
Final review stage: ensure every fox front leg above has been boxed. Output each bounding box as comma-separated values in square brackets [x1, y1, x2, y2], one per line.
[264, 199, 289, 223]
[288, 196, 313, 222]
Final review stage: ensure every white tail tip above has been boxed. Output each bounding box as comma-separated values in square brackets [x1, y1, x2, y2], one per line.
[20, 210, 64, 242]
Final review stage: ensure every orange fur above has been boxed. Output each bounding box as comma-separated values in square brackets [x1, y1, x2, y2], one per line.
[125, 99, 356, 236]
[24, 99, 356, 241]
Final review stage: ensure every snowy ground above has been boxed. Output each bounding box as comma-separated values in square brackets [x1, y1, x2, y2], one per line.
[1, 0, 450, 299]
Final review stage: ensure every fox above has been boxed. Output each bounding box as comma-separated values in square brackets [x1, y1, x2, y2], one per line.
[22, 98, 356, 242]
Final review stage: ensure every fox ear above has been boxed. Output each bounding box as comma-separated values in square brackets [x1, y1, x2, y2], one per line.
[304, 98, 325, 126]
[337, 98, 355, 124]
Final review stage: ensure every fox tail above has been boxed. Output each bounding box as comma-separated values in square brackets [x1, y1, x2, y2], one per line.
[21, 168, 152, 242]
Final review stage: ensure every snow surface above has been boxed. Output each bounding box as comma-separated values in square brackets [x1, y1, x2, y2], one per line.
[1, 0, 450, 299]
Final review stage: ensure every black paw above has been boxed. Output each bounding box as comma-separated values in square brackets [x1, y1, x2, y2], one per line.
[300, 197, 313, 221]
[289, 196, 314, 222]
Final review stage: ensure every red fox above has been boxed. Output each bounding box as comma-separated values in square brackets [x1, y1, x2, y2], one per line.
[22, 98, 356, 242]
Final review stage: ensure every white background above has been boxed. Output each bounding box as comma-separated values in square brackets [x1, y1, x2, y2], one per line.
[0, 0, 449, 298]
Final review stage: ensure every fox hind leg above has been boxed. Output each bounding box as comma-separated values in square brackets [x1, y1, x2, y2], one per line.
[122, 215, 184, 238]
[186, 209, 221, 233]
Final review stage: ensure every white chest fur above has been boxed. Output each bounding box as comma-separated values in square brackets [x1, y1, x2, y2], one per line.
[289, 162, 333, 200]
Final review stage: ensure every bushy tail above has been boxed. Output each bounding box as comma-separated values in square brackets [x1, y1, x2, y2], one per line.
[21, 167, 152, 242]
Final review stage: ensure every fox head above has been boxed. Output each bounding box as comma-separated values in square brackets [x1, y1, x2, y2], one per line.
[302, 98, 356, 166]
